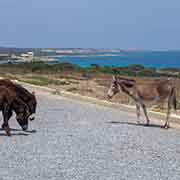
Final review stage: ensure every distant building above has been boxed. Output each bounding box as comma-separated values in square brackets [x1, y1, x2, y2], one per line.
[20, 52, 34, 62]
[41, 49, 55, 52]
[27, 52, 34, 56]
[56, 50, 74, 54]
[11, 54, 19, 60]
[0, 54, 9, 60]
[11, 54, 17, 59]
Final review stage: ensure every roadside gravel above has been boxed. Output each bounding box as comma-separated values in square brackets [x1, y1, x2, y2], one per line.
[0, 89, 180, 180]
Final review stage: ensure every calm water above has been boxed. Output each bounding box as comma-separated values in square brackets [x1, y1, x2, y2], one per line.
[57, 51, 180, 68]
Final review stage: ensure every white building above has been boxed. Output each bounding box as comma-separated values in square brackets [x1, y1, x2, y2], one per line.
[21, 52, 34, 62]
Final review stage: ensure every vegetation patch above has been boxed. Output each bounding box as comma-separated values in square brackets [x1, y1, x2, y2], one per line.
[21, 79, 49, 86]
[0, 62, 180, 78]
[67, 87, 79, 92]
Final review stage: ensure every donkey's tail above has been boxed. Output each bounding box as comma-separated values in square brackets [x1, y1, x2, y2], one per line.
[171, 86, 177, 111]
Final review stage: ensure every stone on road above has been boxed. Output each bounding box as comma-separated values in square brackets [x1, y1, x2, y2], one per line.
[0, 90, 180, 180]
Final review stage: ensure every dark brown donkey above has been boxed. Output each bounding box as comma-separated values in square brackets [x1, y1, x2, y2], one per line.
[107, 76, 177, 128]
[0, 86, 31, 136]
[0, 79, 37, 121]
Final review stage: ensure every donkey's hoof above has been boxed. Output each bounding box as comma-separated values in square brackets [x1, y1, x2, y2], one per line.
[6, 132, 11, 136]
[145, 123, 150, 126]
[6, 131, 11, 136]
[137, 121, 141, 124]
[162, 124, 170, 129]
[1, 123, 6, 129]
[5, 128, 11, 136]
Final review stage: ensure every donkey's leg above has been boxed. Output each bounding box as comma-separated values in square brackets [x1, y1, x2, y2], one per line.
[140, 103, 150, 125]
[163, 97, 172, 129]
[2, 110, 12, 129]
[136, 103, 140, 119]
[2, 104, 11, 136]
[136, 103, 141, 124]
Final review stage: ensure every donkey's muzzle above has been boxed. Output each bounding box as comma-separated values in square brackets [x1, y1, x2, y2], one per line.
[29, 114, 35, 121]
[30, 117, 35, 121]
[22, 124, 28, 131]
[107, 94, 112, 99]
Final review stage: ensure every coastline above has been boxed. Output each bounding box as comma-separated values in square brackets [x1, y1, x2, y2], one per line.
[2, 49, 180, 68]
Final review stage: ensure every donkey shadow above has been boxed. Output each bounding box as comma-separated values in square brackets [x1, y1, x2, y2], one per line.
[107, 121, 166, 129]
[0, 128, 37, 136]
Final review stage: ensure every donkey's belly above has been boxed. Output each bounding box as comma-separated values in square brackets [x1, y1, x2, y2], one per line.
[143, 96, 162, 107]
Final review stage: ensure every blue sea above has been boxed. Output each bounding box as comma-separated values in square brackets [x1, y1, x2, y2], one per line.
[57, 51, 180, 68]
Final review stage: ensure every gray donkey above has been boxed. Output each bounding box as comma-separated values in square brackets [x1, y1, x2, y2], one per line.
[107, 76, 177, 128]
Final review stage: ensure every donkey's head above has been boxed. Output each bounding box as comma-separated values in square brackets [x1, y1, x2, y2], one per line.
[107, 76, 136, 99]
[107, 75, 120, 99]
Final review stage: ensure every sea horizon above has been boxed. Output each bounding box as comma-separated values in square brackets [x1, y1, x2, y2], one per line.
[56, 51, 180, 68]
[1, 47, 180, 68]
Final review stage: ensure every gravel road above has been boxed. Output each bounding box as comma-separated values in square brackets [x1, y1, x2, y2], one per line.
[0, 89, 180, 180]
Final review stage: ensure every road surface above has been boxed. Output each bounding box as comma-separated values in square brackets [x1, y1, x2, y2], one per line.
[0, 89, 180, 180]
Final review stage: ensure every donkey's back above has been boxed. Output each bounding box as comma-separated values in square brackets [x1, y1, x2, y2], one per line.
[135, 79, 174, 103]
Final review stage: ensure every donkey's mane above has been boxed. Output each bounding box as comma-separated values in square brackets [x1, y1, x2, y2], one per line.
[14, 83, 34, 101]
[122, 81, 135, 88]
[117, 77, 136, 88]
[0, 79, 34, 102]
[117, 77, 136, 82]
[0, 79, 36, 113]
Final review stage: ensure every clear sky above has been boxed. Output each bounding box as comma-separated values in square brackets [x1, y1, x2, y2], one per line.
[0, 0, 180, 50]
